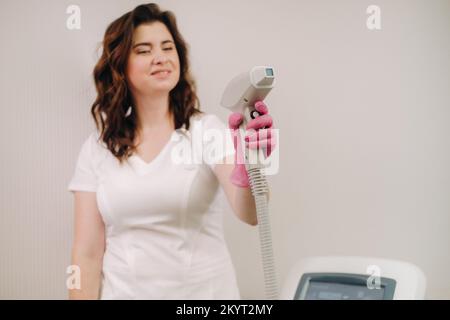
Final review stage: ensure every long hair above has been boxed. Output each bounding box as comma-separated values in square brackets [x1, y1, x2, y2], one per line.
[91, 3, 202, 164]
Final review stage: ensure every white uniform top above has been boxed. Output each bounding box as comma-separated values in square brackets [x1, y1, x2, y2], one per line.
[67, 113, 240, 299]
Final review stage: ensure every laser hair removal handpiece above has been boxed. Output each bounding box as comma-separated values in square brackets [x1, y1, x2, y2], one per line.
[220, 66, 278, 299]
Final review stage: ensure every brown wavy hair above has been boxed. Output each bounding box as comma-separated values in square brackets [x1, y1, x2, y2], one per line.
[91, 3, 202, 164]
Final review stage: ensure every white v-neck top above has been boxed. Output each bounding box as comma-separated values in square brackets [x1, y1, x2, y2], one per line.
[67, 113, 240, 299]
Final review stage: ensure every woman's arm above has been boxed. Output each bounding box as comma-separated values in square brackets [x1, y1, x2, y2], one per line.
[214, 156, 266, 226]
[214, 101, 274, 226]
[69, 191, 105, 300]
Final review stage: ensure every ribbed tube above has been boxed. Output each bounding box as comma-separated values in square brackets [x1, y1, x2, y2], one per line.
[247, 166, 279, 300]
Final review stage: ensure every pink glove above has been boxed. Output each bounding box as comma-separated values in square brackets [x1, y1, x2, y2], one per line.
[228, 101, 277, 188]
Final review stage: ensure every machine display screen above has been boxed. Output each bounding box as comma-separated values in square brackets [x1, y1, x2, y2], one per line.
[305, 280, 385, 300]
[265, 68, 274, 76]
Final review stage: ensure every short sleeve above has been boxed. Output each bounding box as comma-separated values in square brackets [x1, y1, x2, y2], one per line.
[67, 133, 99, 193]
[200, 114, 236, 170]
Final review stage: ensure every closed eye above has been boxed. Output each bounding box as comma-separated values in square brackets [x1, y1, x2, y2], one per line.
[137, 47, 173, 54]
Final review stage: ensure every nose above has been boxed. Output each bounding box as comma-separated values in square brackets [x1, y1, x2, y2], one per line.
[153, 49, 169, 65]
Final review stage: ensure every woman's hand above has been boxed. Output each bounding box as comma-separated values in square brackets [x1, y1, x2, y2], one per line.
[228, 101, 277, 188]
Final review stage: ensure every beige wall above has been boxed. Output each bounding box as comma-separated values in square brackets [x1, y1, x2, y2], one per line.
[0, 0, 449, 299]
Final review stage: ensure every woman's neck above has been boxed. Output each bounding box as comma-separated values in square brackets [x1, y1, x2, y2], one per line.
[134, 93, 174, 134]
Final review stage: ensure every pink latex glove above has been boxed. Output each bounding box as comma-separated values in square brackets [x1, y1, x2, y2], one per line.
[228, 101, 277, 188]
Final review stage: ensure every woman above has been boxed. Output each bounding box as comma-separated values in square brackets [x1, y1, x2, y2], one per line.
[67, 3, 276, 300]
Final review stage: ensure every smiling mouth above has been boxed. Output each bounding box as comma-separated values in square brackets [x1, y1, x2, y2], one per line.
[151, 70, 171, 76]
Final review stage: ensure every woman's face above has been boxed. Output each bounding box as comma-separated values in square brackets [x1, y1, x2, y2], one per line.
[126, 22, 180, 96]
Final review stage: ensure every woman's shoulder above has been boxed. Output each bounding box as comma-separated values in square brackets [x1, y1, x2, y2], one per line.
[82, 130, 109, 155]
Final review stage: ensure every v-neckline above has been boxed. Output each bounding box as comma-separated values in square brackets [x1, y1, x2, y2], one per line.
[128, 130, 177, 174]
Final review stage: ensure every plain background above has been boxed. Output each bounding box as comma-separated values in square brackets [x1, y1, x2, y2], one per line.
[0, 0, 449, 299]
